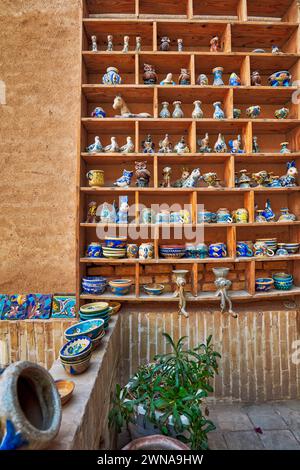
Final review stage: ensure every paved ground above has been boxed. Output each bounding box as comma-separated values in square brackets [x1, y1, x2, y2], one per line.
[207, 401, 300, 450]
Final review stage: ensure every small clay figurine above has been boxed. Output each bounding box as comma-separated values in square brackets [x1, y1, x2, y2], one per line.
[106, 34, 113, 52]
[246, 105, 261, 119]
[212, 66, 224, 86]
[197, 74, 209, 86]
[143, 63, 157, 84]
[280, 161, 298, 187]
[178, 68, 190, 85]
[280, 141, 291, 154]
[160, 36, 171, 51]
[253, 136, 260, 153]
[214, 133, 227, 153]
[172, 168, 190, 187]
[91, 35, 98, 52]
[161, 167, 172, 188]
[104, 136, 120, 153]
[113, 94, 151, 118]
[202, 172, 218, 188]
[275, 107, 289, 119]
[135, 161, 151, 187]
[174, 136, 189, 154]
[192, 100, 204, 119]
[177, 38, 183, 52]
[122, 35, 129, 53]
[86, 201, 98, 223]
[159, 134, 173, 153]
[272, 45, 281, 54]
[135, 36, 142, 52]
[120, 136, 135, 154]
[114, 169, 134, 188]
[251, 71, 261, 86]
[181, 168, 201, 188]
[86, 136, 103, 153]
[91, 106, 106, 118]
[229, 135, 244, 154]
[198, 133, 212, 153]
[160, 73, 176, 85]
[210, 36, 220, 52]
[118, 196, 129, 224]
[142, 134, 155, 153]
[229, 72, 241, 86]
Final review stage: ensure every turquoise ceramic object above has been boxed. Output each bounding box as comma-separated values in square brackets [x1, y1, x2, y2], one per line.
[268, 70, 291, 87]
[272, 273, 294, 290]
[64, 319, 104, 341]
[255, 278, 274, 292]
[60, 336, 92, 363]
[109, 279, 132, 296]
[196, 243, 208, 259]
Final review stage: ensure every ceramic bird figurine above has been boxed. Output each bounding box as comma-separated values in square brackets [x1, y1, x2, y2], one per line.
[160, 73, 176, 85]
[198, 133, 212, 153]
[229, 135, 244, 153]
[246, 105, 261, 119]
[160, 36, 171, 51]
[214, 133, 227, 153]
[120, 136, 134, 153]
[177, 38, 183, 52]
[86, 136, 103, 153]
[113, 169, 134, 188]
[210, 36, 220, 52]
[159, 134, 173, 153]
[142, 134, 155, 153]
[253, 136, 260, 153]
[174, 136, 190, 154]
[251, 71, 261, 86]
[104, 136, 120, 153]
[272, 45, 281, 54]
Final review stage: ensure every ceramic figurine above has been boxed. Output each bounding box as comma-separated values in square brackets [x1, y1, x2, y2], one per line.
[251, 71, 261, 86]
[252, 170, 269, 187]
[106, 34, 113, 52]
[177, 38, 183, 52]
[113, 94, 151, 118]
[268, 70, 291, 87]
[135, 161, 151, 187]
[114, 169, 134, 188]
[159, 134, 173, 153]
[160, 37, 171, 51]
[233, 108, 242, 119]
[104, 136, 120, 153]
[237, 169, 251, 188]
[118, 195, 129, 223]
[229, 135, 244, 153]
[246, 105, 261, 119]
[122, 35, 129, 53]
[143, 63, 157, 84]
[269, 174, 282, 187]
[198, 133, 212, 153]
[161, 167, 172, 187]
[278, 208, 296, 222]
[261, 199, 275, 221]
[196, 73, 209, 86]
[280, 141, 291, 154]
[135, 36, 142, 52]
[210, 36, 220, 52]
[214, 133, 227, 153]
[91, 106, 106, 118]
[160, 73, 176, 85]
[86, 136, 103, 153]
[91, 35, 98, 52]
[253, 136, 260, 153]
[172, 101, 184, 118]
[141, 208, 155, 224]
[192, 100, 203, 119]
[255, 210, 267, 223]
[100, 201, 117, 223]
[275, 107, 289, 119]
[181, 168, 201, 188]
[86, 201, 98, 223]
[159, 101, 171, 118]
[86, 169, 104, 187]
[174, 136, 189, 154]
[229, 72, 241, 86]
[280, 161, 298, 187]
[213, 268, 236, 318]
[120, 136, 135, 153]
[178, 68, 190, 85]
[202, 172, 218, 187]
[212, 67, 224, 86]
[102, 67, 122, 85]
[213, 101, 225, 119]
[272, 45, 281, 54]
[141, 134, 155, 153]
[172, 168, 190, 187]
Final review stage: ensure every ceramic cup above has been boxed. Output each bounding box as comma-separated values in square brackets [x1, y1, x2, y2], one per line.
[156, 211, 170, 224]
[139, 242, 154, 260]
[126, 244, 139, 258]
[236, 242, 253, 257]
[209, 243, 227, 258]
[196, 243, 208, 259]
[216, 208, 232, 224]
[86, 170, 104, 187]
[254, 241, 274, 257]
[141, 208, 155, 224]
[198, 210, 216, 223]
[86, 242, 102, 258]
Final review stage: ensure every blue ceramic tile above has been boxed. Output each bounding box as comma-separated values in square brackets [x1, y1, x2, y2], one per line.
[26, 294, 52, 319]
[52, 294, 76, 318]
[2, 295, 28, 320]
[0, 295, 9, 320]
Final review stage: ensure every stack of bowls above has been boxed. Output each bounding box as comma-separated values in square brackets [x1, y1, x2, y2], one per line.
[82, 276, 107, 295]
[64, 319, 105, 351]
[159, 245, 186, 259]
[283, 243, 300, 254]
[272, 272, 294, 290]
[60, 336, 92, 375]
[79, 302, 112, 330]
[103, 237, 127, 259]
[108, 279, 133, 296]
[256, 238, 277, 252]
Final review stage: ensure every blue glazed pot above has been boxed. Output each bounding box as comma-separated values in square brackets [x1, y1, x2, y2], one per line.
[109, 279, 132, 296]
[237, 242, 253, 257]
[255, 278, 274, 292]
[86, 243, 102, 258]
[102, 67, 122, 85]
[272, 272, 294, 290]
[105, 237, 127, 248]
[209, 243, 227, 258]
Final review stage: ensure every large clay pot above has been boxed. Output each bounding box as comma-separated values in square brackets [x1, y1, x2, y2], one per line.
[0, 361, 61, 450]
[122, 435, 190, 450]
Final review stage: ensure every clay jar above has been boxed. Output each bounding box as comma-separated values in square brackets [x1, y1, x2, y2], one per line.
[139, 243, 154, 260]
[143, 64, 157, 84]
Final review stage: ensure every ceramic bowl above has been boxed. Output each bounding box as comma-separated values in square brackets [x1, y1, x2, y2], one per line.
[272, 272, 294, 290]
[60, 354, 91, 375]
[82, 276, 107, 285]
[143, 284, 165, 296]
[64, 319, 104, 341]
[109, 279, 133, 296]
[283, 243, 300, 254]
[81, 284, 106, 295]
[272, 272, 293, 282]
[105, 237, 127, 248]
[109, 301, 122, 315]
[80, 302, 109, 314]
[255, 278, 274, 292]
[55, 380, 75, 405]
[91, 330, 106, 351]
[60, 336, 92, 363]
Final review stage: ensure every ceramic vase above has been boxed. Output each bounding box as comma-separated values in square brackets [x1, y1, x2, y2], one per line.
[172, 101, 184, 118]
[139, 243, 154, 260]
[192, 100, 203, 119]
[159, 102, 171, 118]
[102, 67, 122, 85]
[212, 67, 224, 86]
[280, 142, 291, 154]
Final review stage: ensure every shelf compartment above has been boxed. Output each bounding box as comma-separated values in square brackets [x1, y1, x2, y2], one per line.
[198, 260, 248, 294]
[255, 259, 300, 293]
[139, 120, 195, 153]
[195, 54, 248, 86]
[82, 120, 136, 152]
[139, 0, 189, 18]
[247, 0, 298, 22]
[83, 53, 136, 84]
[253, 191, 299, 221]
[192, 0, 239, 19]
[86, 0, 136, 17]
[249, 55, 300, 86]
[196, 120, 251, 154]
[251, 121, 300, 153]
[138, 53, 193, 84]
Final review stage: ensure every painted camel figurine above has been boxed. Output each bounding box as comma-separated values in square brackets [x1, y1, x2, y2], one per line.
[113, 95, 152, 118]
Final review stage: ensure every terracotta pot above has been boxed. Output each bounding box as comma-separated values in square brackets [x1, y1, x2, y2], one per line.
[122, 435, 190, 450]
[0, 361, 62, 450]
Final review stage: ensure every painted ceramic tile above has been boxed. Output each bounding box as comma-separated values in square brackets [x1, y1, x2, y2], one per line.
[51, 294, 76, 318]
[26, 294, 52, 319]
[2, 295, 28, 320]
[0, 295, 9, 320]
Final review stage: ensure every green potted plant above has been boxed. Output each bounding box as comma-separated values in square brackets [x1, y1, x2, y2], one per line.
[109, 333, 221, 450]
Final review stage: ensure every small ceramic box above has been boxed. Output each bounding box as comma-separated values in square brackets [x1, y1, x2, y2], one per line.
[52, 294, 76, 319]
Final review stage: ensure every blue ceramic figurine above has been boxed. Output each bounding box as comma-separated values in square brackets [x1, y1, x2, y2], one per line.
[114, 169, 134, 188]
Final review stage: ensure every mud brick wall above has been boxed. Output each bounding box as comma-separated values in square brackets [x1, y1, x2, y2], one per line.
[198, 262, 247, 292]
[256, 260, 290, 278]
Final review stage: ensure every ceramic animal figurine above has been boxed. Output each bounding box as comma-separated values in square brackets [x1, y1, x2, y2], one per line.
[214, 133, 227, 153]
[197, 73, 209, 86]
[135, 36, 142, 52]
[181, 168, 201, 188]
[122, 35, 129, 53]
[280, 141, 291, 154]
[275, 107, 289, 119]
[280, 161, 298, 187]
[113, 94, 151, 118]
[91, 35, 98, 52]
[104, 136, 120, 153]
[246, 105, 261, 119]
[158, 134, 173, 153]
[143, 63, 157, 84]
[178, 68, 190, 85]
[86, 136, 103, 153]
[86, 201, 98, 223]
[106, 35, 113, 52]
[135, 161, 151, 187]
[100, 201, 117, 223]
[118, 195, 129, 223]
[160, 73, 176, 85]
[102, 67, 122, 85]
[212, 67, 224, 86]
[202, 172, 218, 187]
[269, 174, 281, 187]
[233, 108, 242, 119]
[272, 45, 281, 54]
[161, 167, 172, 187]
[177, 38, 183, 51]
[159, 101, 171, 118]
[172, 101, 184, 118]
[141, 134, 155, 153]
[213, 101, 225, 119]
[252, 170, 269, 187]
[160, 37, 171, 51]
[171, 168, 190, 187]
[229, 135, 243, 153]
[237, 169, 251, 188]
[120, 136, 134, 153]
[268, 70, 291, 87]
[229, 72, 241, 86]
[253, 136, 260, 153]
[210, 36, 220, 52]
[261, 199, 275, 221]
[91, 107, 106, 118]
[278, 208, 296, 222]
[192, 100, 203, 119]
[255, 210, 267, 223]
[198, 133, 212, 153]
[174, 136, 189, 154]
[114, 169, 134, 188]
[251, 71, 261, 86]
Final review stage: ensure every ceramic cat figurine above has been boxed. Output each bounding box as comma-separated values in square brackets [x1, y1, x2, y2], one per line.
[114, 170, 134, 188]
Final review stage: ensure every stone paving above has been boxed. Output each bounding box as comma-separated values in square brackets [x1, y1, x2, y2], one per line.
[207, 401, 300, 450]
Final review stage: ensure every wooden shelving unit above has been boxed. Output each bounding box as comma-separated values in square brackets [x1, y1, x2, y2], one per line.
[78, 0, 300, 307]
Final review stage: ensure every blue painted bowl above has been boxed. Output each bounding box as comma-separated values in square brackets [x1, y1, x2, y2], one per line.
[109, 279, 133, 296]
[272, 272, 293, 282]
[82, 276, 107, 285]
[143, 284, 165, 296]
[105, 237, 127, 248]
[81, 284, 106, 295]
[91, 330, 106, 350]
[60, 354, 91, 375]
[272, 272, 294, 290]
[64, 319, 104, 341]
[255, 278, 274, 292]
[60, 336, 92, 363]
[80, 302, 109, 314]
